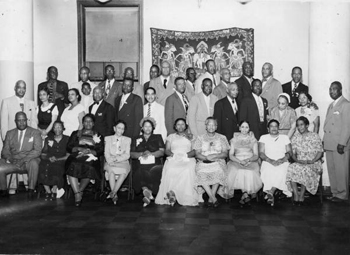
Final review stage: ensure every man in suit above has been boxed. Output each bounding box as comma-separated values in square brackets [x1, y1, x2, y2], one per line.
[239, 79, 268, 140]
[185, 67, 196, 101]
[165, 77, 190, 136]
[88, 86, 115, 137]
[188, 78, 218, 138]
[282, 66, 309, 109]
[115, 78, 143, 138]
[144, 87, 167, 141]
[213, 68, 230, 100]
[98, 65, 122, 106]
[123, 67, 144, 103]
[37, 66, 69, 117]
[213, 82, 239, 141]
[260, 62, 282, 112]
[1, 80, 38, 141]
[194, 59, 221, 94]
[69, 66, 97, 91]
[0, 112, 42, 198]
[324, 81, 350, 202]
[235, 61, 254, 105]
[149, 60, 175, 106]
[143, 65, 160, 95]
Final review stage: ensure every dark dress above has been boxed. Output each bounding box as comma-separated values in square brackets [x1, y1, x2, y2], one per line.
[131, 134, 165, 194]
[38, 134, 69, 188]
[65, 130, 104, 180]
[38, 103, 57, 130]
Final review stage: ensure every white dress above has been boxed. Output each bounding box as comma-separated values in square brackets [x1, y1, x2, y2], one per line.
[60, 104, 85, 137]
[259, 134, 292, 197]
[295, 106, 319, 132]
[155, 134, 199, 206]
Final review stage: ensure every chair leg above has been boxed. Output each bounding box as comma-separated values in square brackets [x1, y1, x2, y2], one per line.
[319, 174, 323, 204]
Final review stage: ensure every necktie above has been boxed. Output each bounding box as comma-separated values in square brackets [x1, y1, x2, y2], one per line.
[292, 83, 297, 96]
[106, 80, 111, 96]
[18, 131, 23, 151]
[163, 79, 167, 89]
[147, 103, 151, 117]
[232, 99, 238, 114]
[119, 96, 124, 110]
[212, 75, 217, 86]
[257, 97, 264, 122]
[20, 103, 24, 112]
[182, 94, 189, 112]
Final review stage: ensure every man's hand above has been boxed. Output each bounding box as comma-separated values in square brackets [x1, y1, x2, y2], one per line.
[337, 144, 345, 155]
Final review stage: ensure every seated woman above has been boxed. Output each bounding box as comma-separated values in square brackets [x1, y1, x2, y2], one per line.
[295, 92, 320, 133]
[131, 117, 165, 207]
[155, 118, 198, 206]
[194, 117, 229, 208]
[37, 87, 58, 139]
[259, 119, 292, 206]
[38, 121, 69, 200]
[286, 116, 323, 205]
[65, 114, 104, 206]
[270, 93, 297, 139]
[218, 121, 262, 205]
[104, 120, 131, 205]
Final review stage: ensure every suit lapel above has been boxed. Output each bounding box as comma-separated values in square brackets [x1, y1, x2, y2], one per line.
[119, 93, 133, 113]
[174, 92, 186, 112]
[199, 93, 208, 114]
[223, 97, 235, 118]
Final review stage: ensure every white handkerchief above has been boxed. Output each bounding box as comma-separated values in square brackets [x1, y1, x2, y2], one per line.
[28, 137, 33, 142]
[139, 155, 155, 164]
[56, 188, 65, 198]
[333, 111, 340, 115]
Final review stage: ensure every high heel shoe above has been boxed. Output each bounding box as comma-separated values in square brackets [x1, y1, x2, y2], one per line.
[143, 188, 154, 200]
[266, 193, 274, 207]
[74, 191, 83, 207]
[142, 197, 151, 207]
[166, 191, 176, 206]
[112, 193, 118, 205]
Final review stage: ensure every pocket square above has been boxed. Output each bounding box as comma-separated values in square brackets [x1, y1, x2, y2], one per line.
[28, 137, 34, 142]
[333, 111, 340, 115]
[98, 113, 102, 116]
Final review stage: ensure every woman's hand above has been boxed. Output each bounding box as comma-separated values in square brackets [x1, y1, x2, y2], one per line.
[239, 159, 250, 166]
[49, 156, 57, 162]
[142, 150, 152, 159]
[206, 154, 217, 161]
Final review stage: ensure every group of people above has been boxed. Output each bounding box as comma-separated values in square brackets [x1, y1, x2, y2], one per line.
[0, 59, 349, 208]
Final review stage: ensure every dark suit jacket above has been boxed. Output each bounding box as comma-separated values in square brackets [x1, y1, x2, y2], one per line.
[115, 93, 143, 139]
[282, 82, 308, 109]
[1, 127, 42, 164]
[37, 80, 69, 117]
[164, 92, 187, 135]
[88, 100, 115, 137]
[235, 75, 253, 105]
[143, 81, 150, 95]
[213, 97, 239, 141]
[98, 80, 123, 107]
[239, 95, 268, 140]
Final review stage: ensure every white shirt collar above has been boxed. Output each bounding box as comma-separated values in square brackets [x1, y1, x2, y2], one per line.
[106, 78, 115, 85]
[16, 96, 25, 103]
[333, 95, 343, 107]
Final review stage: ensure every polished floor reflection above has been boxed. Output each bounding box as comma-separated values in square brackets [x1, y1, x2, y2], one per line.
[0, 191, 349, 255]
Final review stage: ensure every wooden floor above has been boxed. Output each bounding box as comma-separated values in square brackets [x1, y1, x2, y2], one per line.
[0, 191, 349, 255]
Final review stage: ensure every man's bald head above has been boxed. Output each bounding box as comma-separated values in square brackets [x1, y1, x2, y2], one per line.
[93, 86, 103, 102]
[14, 80, 26, 98]
[15, 111, 28, 130]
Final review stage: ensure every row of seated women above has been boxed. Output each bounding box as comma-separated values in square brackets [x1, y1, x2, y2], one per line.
[39, 113, 323, 208]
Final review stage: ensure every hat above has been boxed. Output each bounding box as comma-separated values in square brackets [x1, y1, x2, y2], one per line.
[139, 117, 157, 129]
[278, 93, 291, 104]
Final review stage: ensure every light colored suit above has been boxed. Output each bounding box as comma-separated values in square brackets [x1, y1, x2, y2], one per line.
[212, 81, 227, 100]
[133, 82, 145, 104]
[164, 92, 187, 136]
[104, 135, 131, 167]
[149, 76, 175, 106]
[98, 80, 123, 107]
[143, 102, 167, 141]
[185, 80, 195, 101]
[1, 96, 38, 141]
[261, 77, 282, 112]
[188, 92, 218, 137]
[324, 96, 350, 200]
[194, 71, 221, 94]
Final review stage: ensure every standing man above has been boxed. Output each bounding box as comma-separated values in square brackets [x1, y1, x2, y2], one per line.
[213, 82, 240, 141]
[185, 67, 197, 101]
[260, 62, 282, 112]
[213, 68, 230, 100]
[115, 78, 143, 138]
[324, 81, 350, 202]
[239, 79, 268, 140]
[0, 112, 42, 198]
[123, 67, 144, 103]
[149, 61, 175, 106]
[1, 80, 38, 141]
[144, 87, 167, 141]
[194, 59, 220, 94]
[282, 66, 308, 109]
[235, 61, 254, 104]
[165, 77, 190, 136]
[37, 66, 69, 117]
[88, 86, 115, 137]
[188, 78, 218, 138]
[98, 65, 122, 106]
[143, 65, 160, 95]
[69, 66, 97, 91]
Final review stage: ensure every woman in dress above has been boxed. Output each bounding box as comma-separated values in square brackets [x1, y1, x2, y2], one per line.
[295, 92, 320, 133]
[218, 121, 262, 205]
[65, 114, 104, 206]
[194, 117, 229, 208]
[60, 88, 85, 137]
[38, 121, 69, 200]
[286, 116, 323, 205]
[259, 119, 292, 206]
[104, 120, 131, 205]
[270, 93, 297, 139]
[37, 87, 59, 138]
[131, 117, 165, 207]
[155, 118, 198, 206]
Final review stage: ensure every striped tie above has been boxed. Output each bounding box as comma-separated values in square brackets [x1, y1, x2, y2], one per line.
[182, 94, 189, 112]
[147, 103, 151, 117]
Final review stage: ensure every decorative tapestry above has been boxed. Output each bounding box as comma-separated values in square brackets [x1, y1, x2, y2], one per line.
[151, 27, 254, 78]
